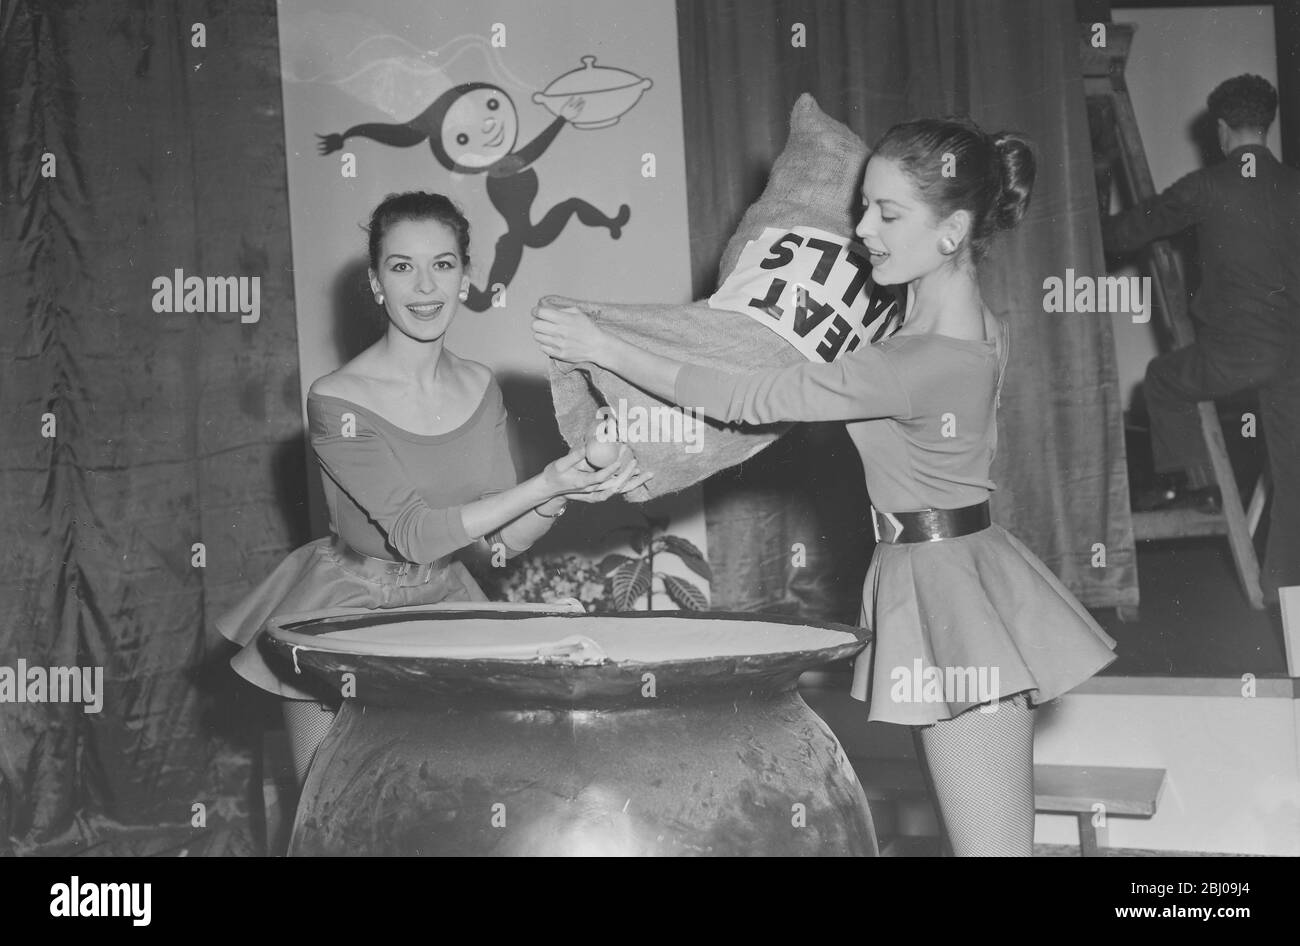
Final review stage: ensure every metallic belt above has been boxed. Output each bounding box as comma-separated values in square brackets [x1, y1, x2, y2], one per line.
[870, 501, 991, 544]
[329, 536, 447, 586]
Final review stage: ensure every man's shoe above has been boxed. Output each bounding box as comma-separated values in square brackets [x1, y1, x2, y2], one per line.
[1132, 472, 1186, 511]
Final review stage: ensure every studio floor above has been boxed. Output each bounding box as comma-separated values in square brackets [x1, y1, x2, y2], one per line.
[1104, 410, 1288, 676]
[885, 839, 1260, 857]
[1091, 537, 1288, 677]
[38, 820, 1262, 857]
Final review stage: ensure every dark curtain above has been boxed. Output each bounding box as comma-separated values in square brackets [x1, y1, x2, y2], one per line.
[678, 0, 1137, 616]
[0, 0, 303, 853]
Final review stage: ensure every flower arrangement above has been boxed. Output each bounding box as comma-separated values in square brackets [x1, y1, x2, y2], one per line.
[472, 515, 710, 613]
[477, 553, 617, 613]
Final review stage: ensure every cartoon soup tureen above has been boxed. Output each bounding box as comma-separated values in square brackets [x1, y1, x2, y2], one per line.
[533, 56, 653, 129]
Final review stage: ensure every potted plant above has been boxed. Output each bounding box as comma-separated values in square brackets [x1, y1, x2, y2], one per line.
[598, 513, 710, 611]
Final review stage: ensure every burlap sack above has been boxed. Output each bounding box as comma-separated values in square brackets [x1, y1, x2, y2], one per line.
[546, 94, 870, 502]
[717, 93, 869, 280]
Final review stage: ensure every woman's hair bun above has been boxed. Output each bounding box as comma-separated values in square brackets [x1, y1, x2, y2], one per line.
[989, 132, 1035, 231]
[872, 118, 1037, 262]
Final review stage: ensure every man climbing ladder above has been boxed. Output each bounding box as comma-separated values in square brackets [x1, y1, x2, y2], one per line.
[1102, 74, 1300, 606]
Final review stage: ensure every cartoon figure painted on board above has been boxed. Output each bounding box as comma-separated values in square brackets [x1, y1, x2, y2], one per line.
[318, 56, 653, 311]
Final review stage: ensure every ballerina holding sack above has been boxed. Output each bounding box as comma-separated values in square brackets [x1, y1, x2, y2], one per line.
[533, 118, 1116, 856]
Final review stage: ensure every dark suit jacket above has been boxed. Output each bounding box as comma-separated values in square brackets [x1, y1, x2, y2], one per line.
[1103, 144, 1300, 346]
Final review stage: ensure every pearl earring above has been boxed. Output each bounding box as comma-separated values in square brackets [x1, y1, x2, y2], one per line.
[458, 288, 469, 301]
[939, 237, 957, 255]
[375, 293, 384, 304]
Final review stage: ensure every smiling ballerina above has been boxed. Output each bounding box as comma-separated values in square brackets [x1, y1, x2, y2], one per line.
[533, 118, 1117, 857]
[218, 191, 649, 786]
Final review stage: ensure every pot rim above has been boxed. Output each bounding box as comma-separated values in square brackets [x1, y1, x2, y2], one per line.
[261, 608, 867, 705]
[268, 605, 865, 660]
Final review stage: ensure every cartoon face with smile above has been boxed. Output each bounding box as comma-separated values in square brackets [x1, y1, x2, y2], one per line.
[440, 86, 519, 169]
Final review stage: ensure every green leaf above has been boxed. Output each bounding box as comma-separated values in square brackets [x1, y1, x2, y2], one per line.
[597, 553, 634, 577]
[668, 552, 711, 582]
[658, 534, 704, 560]
[611, 560, 652, 611]
[657, 535, 712, 581]
[660, 574, 708, 611]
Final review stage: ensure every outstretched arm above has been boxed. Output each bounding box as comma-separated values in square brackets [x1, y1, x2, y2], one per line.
[512, 115, 568, 169]
[532, 304, 911, 426]
[469, 393, 649, 559]
[309, 394, 643, 564]
[317, 122, 428, 155]
[1102, 168, 1209, 254]
[533, 303, 682, 401]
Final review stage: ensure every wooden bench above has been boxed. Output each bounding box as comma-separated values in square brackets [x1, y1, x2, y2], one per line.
[854, 758, 1167, 856]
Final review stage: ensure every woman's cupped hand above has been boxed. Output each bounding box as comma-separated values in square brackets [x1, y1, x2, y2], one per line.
[543, 443, 652, 503]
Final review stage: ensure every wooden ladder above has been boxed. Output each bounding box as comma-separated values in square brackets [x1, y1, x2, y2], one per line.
[1081, 23, 1267, 614]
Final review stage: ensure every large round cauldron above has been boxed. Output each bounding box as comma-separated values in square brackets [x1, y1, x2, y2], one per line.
[264, 606, 876, 856]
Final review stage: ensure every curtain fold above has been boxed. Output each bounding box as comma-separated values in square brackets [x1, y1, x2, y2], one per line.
[678, 0, 1136, 615]
[0, 0, 303, 853]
